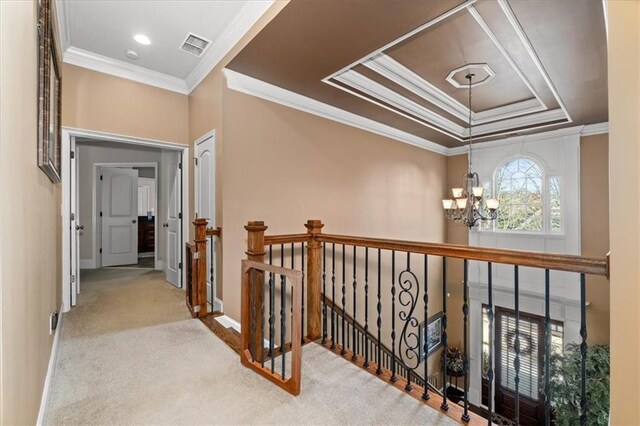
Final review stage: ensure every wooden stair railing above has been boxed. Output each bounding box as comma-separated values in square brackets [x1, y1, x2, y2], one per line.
[245, 219, 609, 426]
[241, 259, 303, 396]
[186, 219, 221, 318]
[322, 294, 441, 396]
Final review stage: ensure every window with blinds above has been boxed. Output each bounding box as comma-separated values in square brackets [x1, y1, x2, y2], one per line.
[500, 312, 540, 400]
[481, 307, 564, 401]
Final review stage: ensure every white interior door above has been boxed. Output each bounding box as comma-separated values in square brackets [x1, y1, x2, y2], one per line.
[101, 167, 139, 266]
[70, 138, 78, 306]
[195, 132, 216, 309]
[165, 159, 181, 287]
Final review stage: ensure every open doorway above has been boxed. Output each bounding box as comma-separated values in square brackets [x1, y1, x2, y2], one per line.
[61, 128, 190, 312]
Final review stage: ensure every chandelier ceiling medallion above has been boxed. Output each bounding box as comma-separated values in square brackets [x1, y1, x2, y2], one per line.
[442, 73, 499, 228]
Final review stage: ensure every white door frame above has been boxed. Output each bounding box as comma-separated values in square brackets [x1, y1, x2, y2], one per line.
[61, 127, 190, 312]
[93, 162, 158, 269]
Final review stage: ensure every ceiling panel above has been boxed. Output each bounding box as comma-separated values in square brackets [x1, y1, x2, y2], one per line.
[227, 0, 607, 148]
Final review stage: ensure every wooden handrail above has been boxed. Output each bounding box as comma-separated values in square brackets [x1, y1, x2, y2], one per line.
[316, 234, 608, 276]
[240, 260, 303, 396]
[206, 226, 222, 237]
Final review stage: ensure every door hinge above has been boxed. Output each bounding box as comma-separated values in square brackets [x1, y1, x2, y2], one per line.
[193, 305, 201, 313]
[100, 175, 103, 181]
[70, 151, 75, 159]
[194, 157, 198, 166]
[193, 252, 200, 260]
[178, 212, 182, 219]
[100, 211, 103, 217]
[179, 262, 183, 270]
[178, 162, 182, 170]
[100, 248, 102, 254]
[71, 275, 76, 283]
[70, 212, 75, 221]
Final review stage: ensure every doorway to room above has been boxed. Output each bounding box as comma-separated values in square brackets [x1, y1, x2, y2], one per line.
[61, 129, 190, 311]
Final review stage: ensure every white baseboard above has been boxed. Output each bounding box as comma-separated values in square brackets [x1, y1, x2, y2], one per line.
[138, 252, 154, 258]
[79, 259, 96, 269]
[37, 305, 64, 425]
[214, 314, 241, 332]
[213, 297, 223, 313]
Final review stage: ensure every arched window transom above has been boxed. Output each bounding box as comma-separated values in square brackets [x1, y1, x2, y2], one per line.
[495, 158, 544, 232]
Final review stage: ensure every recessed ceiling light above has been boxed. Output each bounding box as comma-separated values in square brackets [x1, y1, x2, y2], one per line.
[125, 49, 139, 60]
[134, 34, 151, 45]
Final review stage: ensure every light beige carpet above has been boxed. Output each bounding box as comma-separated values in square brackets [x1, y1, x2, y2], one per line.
[46, 268, 456, 425]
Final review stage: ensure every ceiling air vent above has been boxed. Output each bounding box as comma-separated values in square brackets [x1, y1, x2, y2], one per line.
[179, 33, 211, 57]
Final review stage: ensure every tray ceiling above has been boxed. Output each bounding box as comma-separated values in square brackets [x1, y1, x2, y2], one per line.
[227, 0, 608, 148]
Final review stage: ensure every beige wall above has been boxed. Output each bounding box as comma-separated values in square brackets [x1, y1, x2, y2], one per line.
[187, 1, 288, 297]
[220, 86, 448, 323]
[446, 136, 611, 348]
[608, 1, 640, 422]
[62, 64, 189, 145]
[580, 134, 610, 345]
[0, 1, 62, 423]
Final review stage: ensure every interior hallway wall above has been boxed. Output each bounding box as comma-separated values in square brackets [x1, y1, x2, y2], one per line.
[62, 64, 189, 145]
[0, 1, 62, 423]
[188, 1, 289, 300]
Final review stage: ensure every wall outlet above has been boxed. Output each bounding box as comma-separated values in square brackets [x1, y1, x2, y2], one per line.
[50, 311, 59, 335]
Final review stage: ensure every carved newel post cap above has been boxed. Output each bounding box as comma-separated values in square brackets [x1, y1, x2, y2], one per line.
[245, 221, 268, 232]
[305, 219, 324, 234]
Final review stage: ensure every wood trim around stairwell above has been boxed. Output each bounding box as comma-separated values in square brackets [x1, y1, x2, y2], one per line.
[317, 341, 491, 426]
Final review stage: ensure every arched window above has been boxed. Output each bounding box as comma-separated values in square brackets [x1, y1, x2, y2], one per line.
[492, 158, 558, 232]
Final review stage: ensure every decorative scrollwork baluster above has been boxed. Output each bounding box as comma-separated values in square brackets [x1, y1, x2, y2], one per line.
[398, 252, 420, 392]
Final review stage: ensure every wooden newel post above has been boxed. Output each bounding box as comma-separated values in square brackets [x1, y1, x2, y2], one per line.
[194, 218, 208, 318]
[305, 219, 324, 341]
[245, 221, 267, 362]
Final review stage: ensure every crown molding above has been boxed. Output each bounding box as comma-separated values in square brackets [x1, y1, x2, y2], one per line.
[447, 122, 609, 155]
[223, 69, 450, 155]
[63, 47, 190, 94]
[185, 1, 275, 92]
[57, 1, 274, 95]
[54, 0, 71, 52]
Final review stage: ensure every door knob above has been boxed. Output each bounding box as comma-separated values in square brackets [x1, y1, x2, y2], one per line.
[75, 224, 84, 231]
[163, 223, 169, 228]
[132, 219, 137, 224]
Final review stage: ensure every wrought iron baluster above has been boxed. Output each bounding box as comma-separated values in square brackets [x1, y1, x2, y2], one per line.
[398, 251, 420, 392]
[341, 244, 347, 355]
[322, 242, 327, 345]
[487, 262, 495, 426]
[462, 259, 470, 422]
[331, 243, 336, 350]
[422, 254, 430, 401]
[391, 250, 397, 383]
[514, 265, 520, 426]
[376, 249, 383, 375]
[364, 247, 370, 368]
[544, 269, 551, 426]
[301, 242, 305, 343]
[580, 273, 587, 426]
[281, 275, 286, 380]
[269, 245, 273, 360]
[250, 268, 257, 359]
[352, 245, 358, 361]
[261, 269, 265, 369]
[209, 235, 214, 311]
[441, 257, 449, 411]
[269, 270, 275, 374]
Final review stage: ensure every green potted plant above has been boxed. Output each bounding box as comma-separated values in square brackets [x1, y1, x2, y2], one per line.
[547, 343, 610, 425]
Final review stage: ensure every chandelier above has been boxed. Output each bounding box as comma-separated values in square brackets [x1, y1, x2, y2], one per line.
[442, 73, 499, 228]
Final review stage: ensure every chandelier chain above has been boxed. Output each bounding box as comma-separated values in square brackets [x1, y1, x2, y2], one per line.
[467, 73, 473, 176]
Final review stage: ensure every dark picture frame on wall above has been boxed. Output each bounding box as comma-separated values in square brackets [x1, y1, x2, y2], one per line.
[419, 311, 443, 361]
[37, 0, 62, 183]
